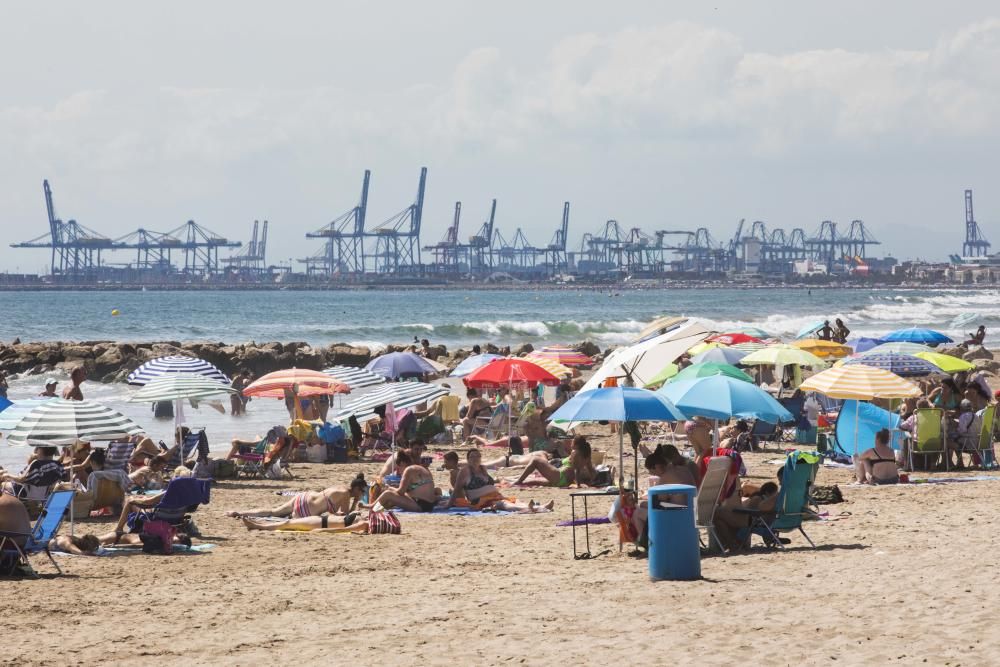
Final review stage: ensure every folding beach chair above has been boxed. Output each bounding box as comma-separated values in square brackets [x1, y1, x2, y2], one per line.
[742, 451, 819, 549]
[129, 477, 211, 532]
[695, 457, 731, 554]
[474, 405, 508, 440]
[0, 489, 75, 576]
[233, 436, 269, 479]
[909, 408, 946, 471]
[105, 440, 136, 472]
[963, 405, 997, 470]
[167, 428, 206, 469]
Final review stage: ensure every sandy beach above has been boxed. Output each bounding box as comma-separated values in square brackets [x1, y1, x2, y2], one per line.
[5, 421, 1000, 666]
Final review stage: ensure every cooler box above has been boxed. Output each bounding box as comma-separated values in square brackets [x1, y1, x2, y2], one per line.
[647, 483, 700, 581]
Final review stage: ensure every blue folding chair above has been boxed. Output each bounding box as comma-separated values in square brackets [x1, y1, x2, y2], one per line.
[0, 489, 75, 575]
[167, 428, 207, 468]
[129, 477, 211, 531]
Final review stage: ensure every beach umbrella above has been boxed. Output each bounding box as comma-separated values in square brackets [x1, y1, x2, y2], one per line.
[796, 320, 826, 339]
[322, 365, 387, 390]
[913, 351, 975, 374]
[790, 339, 852, 359]
[690, 347, 748, 366]
[365, 351, 438, 380]
[463, 358, 560, 389]
[706, 333, 762, 346]
[798, 364, 921, 400]
[737, 344, 826, 368]
[667, 362, 754, 384]
[842, 353, 943, 378]
[330, 382, 451, 423]
[642, 363, 679, 389]
[848, 337, 883, 354]
[548, 386, 686, 487]
[127, 355, 230, 386]
[126, 374, 238, 403]
[734, 326, 772, 339]
[243, 369, 350, 399]
[865, 342, 934, 356]
[0, 398, 57, 432]
[731, 341, 768, 352]
[687, 340, 726, 356]
[529, 345, 593, 367]
[7, 399, 144, 446]
[658, 375, 793, 453]
[881, 327, 953, 346]
[521, 354, 574, 379]
[449, 354, 503, 378]
[635, 316, 687, 342]
[583, 320, 712, 392]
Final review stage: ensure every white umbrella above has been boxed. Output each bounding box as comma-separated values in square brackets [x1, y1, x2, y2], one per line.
[580, 320, 712, 392]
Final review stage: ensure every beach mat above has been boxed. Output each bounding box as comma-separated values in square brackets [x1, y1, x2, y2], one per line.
[54, 544, 216, 557]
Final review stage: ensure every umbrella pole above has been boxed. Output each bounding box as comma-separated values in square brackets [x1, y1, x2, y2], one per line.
[618, 428, 625, 489]
[713, 420, 719, 456]
[854, 401, 860, 457]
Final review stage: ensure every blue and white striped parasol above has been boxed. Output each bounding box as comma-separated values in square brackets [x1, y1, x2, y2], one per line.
[127, 355, 230, 386]
[843, 353, 943, 378]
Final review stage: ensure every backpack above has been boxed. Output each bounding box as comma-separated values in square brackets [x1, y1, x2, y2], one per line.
[811, 484, 844, 504]
[140, 520, 177, 554]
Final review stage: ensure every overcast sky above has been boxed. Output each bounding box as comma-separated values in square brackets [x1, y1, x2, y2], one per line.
[1, 1, 999, 272]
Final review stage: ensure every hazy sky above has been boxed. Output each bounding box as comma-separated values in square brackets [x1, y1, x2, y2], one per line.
[1, 1, 999, 272]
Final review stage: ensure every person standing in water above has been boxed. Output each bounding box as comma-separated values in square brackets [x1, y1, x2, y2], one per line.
[833, 318, 850, 344]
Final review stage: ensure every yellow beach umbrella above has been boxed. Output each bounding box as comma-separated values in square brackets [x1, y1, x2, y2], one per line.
[687, 340, 726, 356]
[790, 339, 852, 359]
[740, 344, 826, 368]
[913, 351, 975, 374]
[798, 364, 921, 399]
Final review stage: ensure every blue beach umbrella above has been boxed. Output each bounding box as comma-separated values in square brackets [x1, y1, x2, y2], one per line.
[365, 351, 438, 380]
[449, 354, 503, 378]
[549, 386, 686, 488]
[881, 327, 953, 346]
[690, 347, 748, 366]
[796, 320, 826, 339]
[843, 353, 942, 378]
[658, 375, 792, 424]
[848, 337, 883, 354]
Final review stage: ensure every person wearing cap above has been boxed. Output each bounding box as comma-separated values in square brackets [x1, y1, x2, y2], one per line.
[39, 378, 59, 397]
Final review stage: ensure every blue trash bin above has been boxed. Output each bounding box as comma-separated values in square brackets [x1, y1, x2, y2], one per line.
[647, 483, 700, 581]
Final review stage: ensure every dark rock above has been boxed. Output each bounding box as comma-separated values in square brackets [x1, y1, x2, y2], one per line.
[575, 341, 601, 358]
[963, 347, 994, 362]
[514, 343, 534, 356]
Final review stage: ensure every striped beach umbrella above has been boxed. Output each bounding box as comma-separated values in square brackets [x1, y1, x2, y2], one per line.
[522, 354, 574, 379]
[842, 353, 942, 378]
[798, 364, 921, 400]
[330, 382, 451, 423]
[126, 374, 238, 403]
[127, 355, 230, 386]
[866, 342, 934, 356]
[7, 399, 144, 446]
[528, 345, 593, 367]
[323, 365, 387, 390]
[730, 341, 768, 353]
[243, 369, 350, 399]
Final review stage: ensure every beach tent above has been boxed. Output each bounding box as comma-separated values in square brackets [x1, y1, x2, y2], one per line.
[580, 320, 712, 392]
[127, 355, 230, 386]
[834, 400, 904, 456]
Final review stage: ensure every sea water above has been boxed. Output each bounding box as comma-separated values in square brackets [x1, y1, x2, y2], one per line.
[1, 286, 996, 470]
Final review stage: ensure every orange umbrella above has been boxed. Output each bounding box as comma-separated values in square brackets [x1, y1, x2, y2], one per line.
[243, 369, 350, 399]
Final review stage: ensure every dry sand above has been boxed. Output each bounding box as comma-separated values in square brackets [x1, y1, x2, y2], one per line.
[5, 428, 1000, 667]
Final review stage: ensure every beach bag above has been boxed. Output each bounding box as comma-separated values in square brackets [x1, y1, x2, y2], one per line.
[140, 520, 176, 554]
[367, 511, 401, 535]
[811, 484, 844, 504]
[210, 459, 237, 479]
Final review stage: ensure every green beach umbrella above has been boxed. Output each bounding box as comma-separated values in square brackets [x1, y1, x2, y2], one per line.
[126, 373, 238, 403]
[667, 362, 754, 384]
[913, 351, 975, 374]
[642, 362, 679, 388]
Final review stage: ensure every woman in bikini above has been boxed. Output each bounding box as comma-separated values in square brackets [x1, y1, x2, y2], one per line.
[227, 474, 369, 518]
[371, 463, 440, 513]
[451, 449, 554, 512]
[241, 510, 401, 535]
[512, 436, 596, 488]
[855, 429, 899, 485]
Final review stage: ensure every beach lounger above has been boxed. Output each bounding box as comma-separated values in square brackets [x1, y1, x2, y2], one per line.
[0, 489, 75, 576]
[743, 451, 818, 549]
[696, 457, 730, 554]
[909, 408, 946, 471]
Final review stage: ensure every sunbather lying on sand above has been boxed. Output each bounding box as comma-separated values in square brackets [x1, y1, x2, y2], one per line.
[241, 510, 401, 535]
[226, 474, 368, 518]
[450, 449, 554, 513]
[512, 436, 596, 488]
[51, 530, 192, 554]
